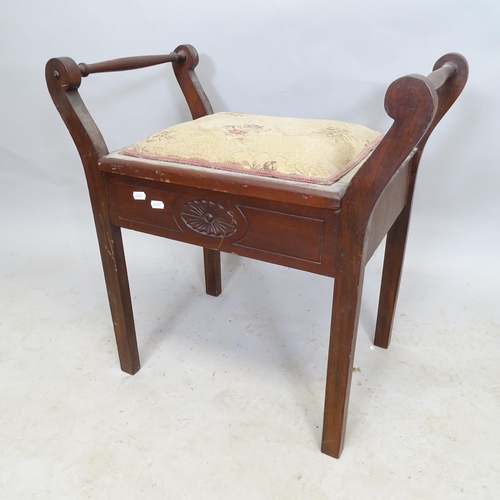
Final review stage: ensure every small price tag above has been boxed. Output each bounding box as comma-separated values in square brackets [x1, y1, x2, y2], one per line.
[151, 200, 165, 209]
[133, 191, 146, 200]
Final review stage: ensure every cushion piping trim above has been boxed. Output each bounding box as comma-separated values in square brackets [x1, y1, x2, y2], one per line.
[119, 133, 384, 186]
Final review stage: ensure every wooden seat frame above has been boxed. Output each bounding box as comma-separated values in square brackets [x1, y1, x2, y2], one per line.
[46, 45, 468, 458]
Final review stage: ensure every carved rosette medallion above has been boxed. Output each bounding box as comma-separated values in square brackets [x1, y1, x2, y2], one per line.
[180, 200, 237, 237]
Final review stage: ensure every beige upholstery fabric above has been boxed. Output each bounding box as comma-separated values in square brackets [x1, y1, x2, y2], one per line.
[119, 112, 382, 186]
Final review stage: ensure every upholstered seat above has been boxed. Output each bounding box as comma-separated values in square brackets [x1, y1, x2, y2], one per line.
[46, 45, 468, 459]
[119, 112, 382, 186]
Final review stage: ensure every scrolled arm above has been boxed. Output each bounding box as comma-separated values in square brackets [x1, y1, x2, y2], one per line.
[45, 44, 214, 164]
[46, 56, 107, 158]
[172, 44, 213, 119]
[351, 52, 468, 203]
[340, 52, 468, 254]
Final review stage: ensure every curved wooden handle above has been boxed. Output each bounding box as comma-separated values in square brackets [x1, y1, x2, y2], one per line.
[78, 52, 185, 77]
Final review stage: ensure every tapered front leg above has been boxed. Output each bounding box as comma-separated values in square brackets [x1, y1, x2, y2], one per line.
[374, 202, 412, 349]
[321, 264, 365, 458]
[97, 223, 140, 375]
[203, 248, 222, 297]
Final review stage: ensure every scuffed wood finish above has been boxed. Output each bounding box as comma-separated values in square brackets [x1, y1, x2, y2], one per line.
[46, 47, 468, 458]
[98, 153, 345, 209]
[103, 173, 336, 276]
[46, 57, 140, 375]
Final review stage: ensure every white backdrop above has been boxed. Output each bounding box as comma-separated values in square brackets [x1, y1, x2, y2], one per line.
[1, 1, 499, 497]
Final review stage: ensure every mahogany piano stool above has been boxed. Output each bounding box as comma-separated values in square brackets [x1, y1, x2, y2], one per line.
[46, 45, 468, 458]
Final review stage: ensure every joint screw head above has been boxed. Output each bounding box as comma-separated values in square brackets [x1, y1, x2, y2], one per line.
[53, 70, 60, 80]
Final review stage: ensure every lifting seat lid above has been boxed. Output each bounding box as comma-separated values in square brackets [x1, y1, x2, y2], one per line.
[118, 112, 383, 186]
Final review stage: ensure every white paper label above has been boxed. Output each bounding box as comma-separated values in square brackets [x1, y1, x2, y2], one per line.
[151, 200, 164, 209]
[133, 191, 146, 200]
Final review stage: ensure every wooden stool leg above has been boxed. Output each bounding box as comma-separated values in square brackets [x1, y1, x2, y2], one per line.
[97, 224, 140, 375]
[374, 204, 411, 349]
[322, 266, 365, 458]
[203, 248, 222, 297]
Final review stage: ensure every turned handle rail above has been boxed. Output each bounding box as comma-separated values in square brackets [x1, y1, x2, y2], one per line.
[77, 51, 457, 89]
[426, 61, 457, 89]
[78, 52, 185, 77]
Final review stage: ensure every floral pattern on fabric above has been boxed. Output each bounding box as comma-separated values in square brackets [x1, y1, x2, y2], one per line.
[119, 112, 382, 186]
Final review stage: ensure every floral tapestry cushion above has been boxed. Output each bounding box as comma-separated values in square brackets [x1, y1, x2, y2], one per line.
[119, 112, 383, 186]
